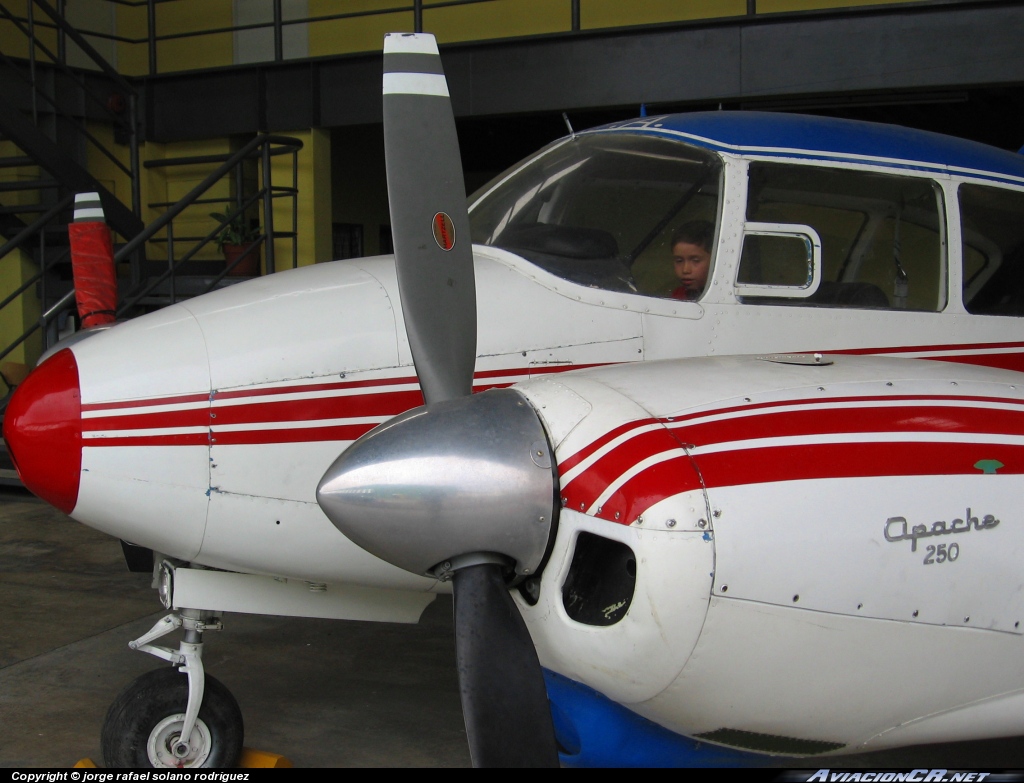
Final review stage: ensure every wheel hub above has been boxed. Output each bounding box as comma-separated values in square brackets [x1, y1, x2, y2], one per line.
[148, 713, 212, 767]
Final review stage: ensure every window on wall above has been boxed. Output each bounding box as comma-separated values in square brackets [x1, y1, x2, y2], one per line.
[332, 223, 364, 260]
[738, 162, 946, 311]
[960, 183, 1024, 316]
[379, 225, 394, 256]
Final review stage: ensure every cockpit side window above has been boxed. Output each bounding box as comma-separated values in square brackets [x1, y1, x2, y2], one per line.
[469, 134, 723, 298]
[739, 163, 946, 311]
[960, 183, 1024, 316]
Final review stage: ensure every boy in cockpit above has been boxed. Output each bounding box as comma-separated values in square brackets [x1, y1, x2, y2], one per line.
[671, 220, 714, 301]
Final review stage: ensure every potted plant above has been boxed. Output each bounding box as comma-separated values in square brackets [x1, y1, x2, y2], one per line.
[210, 207, 262, 277]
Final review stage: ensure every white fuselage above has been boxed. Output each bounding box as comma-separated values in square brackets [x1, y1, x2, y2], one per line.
[516, 355, 1024, 754]
[68, 242, 1023, 586]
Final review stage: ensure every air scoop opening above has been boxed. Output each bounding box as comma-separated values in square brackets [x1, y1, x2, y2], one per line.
[2, 348, 82, 514]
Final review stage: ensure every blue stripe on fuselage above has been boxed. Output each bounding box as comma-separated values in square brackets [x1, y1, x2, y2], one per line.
[544, 669, 771, 767]
[591, 112, 1024, 187]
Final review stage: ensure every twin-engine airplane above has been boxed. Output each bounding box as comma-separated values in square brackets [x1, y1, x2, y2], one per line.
[6, 31, 1024, 767]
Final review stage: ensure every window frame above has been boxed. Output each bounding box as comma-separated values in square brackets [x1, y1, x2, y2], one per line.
[732, 158, 949, 313]
[734, 222, 823, 299]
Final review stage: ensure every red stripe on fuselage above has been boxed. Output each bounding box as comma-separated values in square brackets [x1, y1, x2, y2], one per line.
[669, 404, 1024, 448]
[559, 396, 1024, 525]
[211, 389, 423, 426]
[82, 433, 211, 447]
[212, 423, 378, 446]
[582, 453, 702, 524]
[560, 427, 687, 512]
[665, 394, 1024, 429]
[79, 364, 611, 447]
[556, 395, 1024, 477]
[81, 391, 210, 412]
[84, 407, 210, 431]
[827, 341, 1024, 356]
[928, 353, 1024, 373]
[556, 418, 658, 475]
[695, 441, 1024, 490]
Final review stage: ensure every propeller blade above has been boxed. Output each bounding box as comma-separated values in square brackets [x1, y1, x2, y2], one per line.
[69, 192, 117, 329]
[319, 33, 559, 767]
[383, 33, 476, 405]
[453, 562, 560, 768]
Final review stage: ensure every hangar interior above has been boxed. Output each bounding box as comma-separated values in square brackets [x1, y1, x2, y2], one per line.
[2, 0, 1024, 379]
[3, 0, 1024, 767]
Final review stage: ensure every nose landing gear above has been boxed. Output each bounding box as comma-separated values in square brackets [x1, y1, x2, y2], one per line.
[101, 610, 243, 768]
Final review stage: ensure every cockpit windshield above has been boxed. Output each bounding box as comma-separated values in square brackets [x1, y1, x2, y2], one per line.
[469, 133, 724, 299]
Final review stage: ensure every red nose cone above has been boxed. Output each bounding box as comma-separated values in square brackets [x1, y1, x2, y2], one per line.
[3, 349, 82, 513]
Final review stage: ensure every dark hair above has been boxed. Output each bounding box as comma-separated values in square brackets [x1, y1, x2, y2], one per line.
[671, 220, 715, 253]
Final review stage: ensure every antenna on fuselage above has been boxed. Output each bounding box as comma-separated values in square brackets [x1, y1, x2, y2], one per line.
[562, 112, 576, 140]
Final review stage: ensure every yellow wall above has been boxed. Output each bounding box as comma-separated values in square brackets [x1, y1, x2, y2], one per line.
[270, 128, 331, 269]
[581, 0, 745, 29]
[84, 120, 132, 236]
[155, 0, 233, 72]
[1, 0, 938, 80]
[0, 0, 31, 61]
[112, 0, 233, 76]
[0, 0, 59, 62]
[0, 137, 42, 369]
[0, 248, 42, 368]
[114, 2, 148, 77]
[140, 137, 237, 264]
[91, 0, 934, 75]
[0, 140, 42, 209]
[426, 0, 569, 44]
[308, 0, 412, 59]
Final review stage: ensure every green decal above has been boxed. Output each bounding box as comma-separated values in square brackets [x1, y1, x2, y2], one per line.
[974, 459, 1004, 475]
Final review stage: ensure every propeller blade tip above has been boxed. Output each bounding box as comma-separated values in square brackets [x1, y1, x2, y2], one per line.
[73, 192, 105, 224]
[384, 32, 439, 56]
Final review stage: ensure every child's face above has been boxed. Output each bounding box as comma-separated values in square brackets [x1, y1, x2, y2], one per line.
[673, 241, 711, 294]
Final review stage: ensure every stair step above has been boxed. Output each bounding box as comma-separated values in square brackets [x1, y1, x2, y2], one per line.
[0, 156, 35, 169]
[0, 179, 58, 193]
[141, 260, 232, 277]
[148, 196, 231, 209]
[0, 203, 51, 215]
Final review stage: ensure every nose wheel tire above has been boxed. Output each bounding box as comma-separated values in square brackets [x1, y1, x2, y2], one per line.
[101, 667, 244, 768]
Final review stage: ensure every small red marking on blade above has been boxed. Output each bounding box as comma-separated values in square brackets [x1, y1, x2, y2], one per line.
[432, 212, 455, 251]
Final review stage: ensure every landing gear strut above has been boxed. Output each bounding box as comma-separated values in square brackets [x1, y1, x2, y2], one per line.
[101, 610, 243, 768]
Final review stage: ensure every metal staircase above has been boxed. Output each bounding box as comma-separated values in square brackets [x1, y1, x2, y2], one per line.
[0, 1, 302, 485]
[0, 0, 143, 370]
[0, 2, 302, 363]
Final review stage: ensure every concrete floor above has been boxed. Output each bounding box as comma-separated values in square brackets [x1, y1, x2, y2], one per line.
[0, 487, 469, 767]
[2, 486, 1024, 769]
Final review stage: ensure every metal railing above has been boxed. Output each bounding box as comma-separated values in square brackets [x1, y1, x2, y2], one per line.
[0, 0, 971, 76]
[118, 133, 301, 314]
[0, 0, 141, 217]
[0, 0, 143, 388]
[0, 193, 73, 366]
